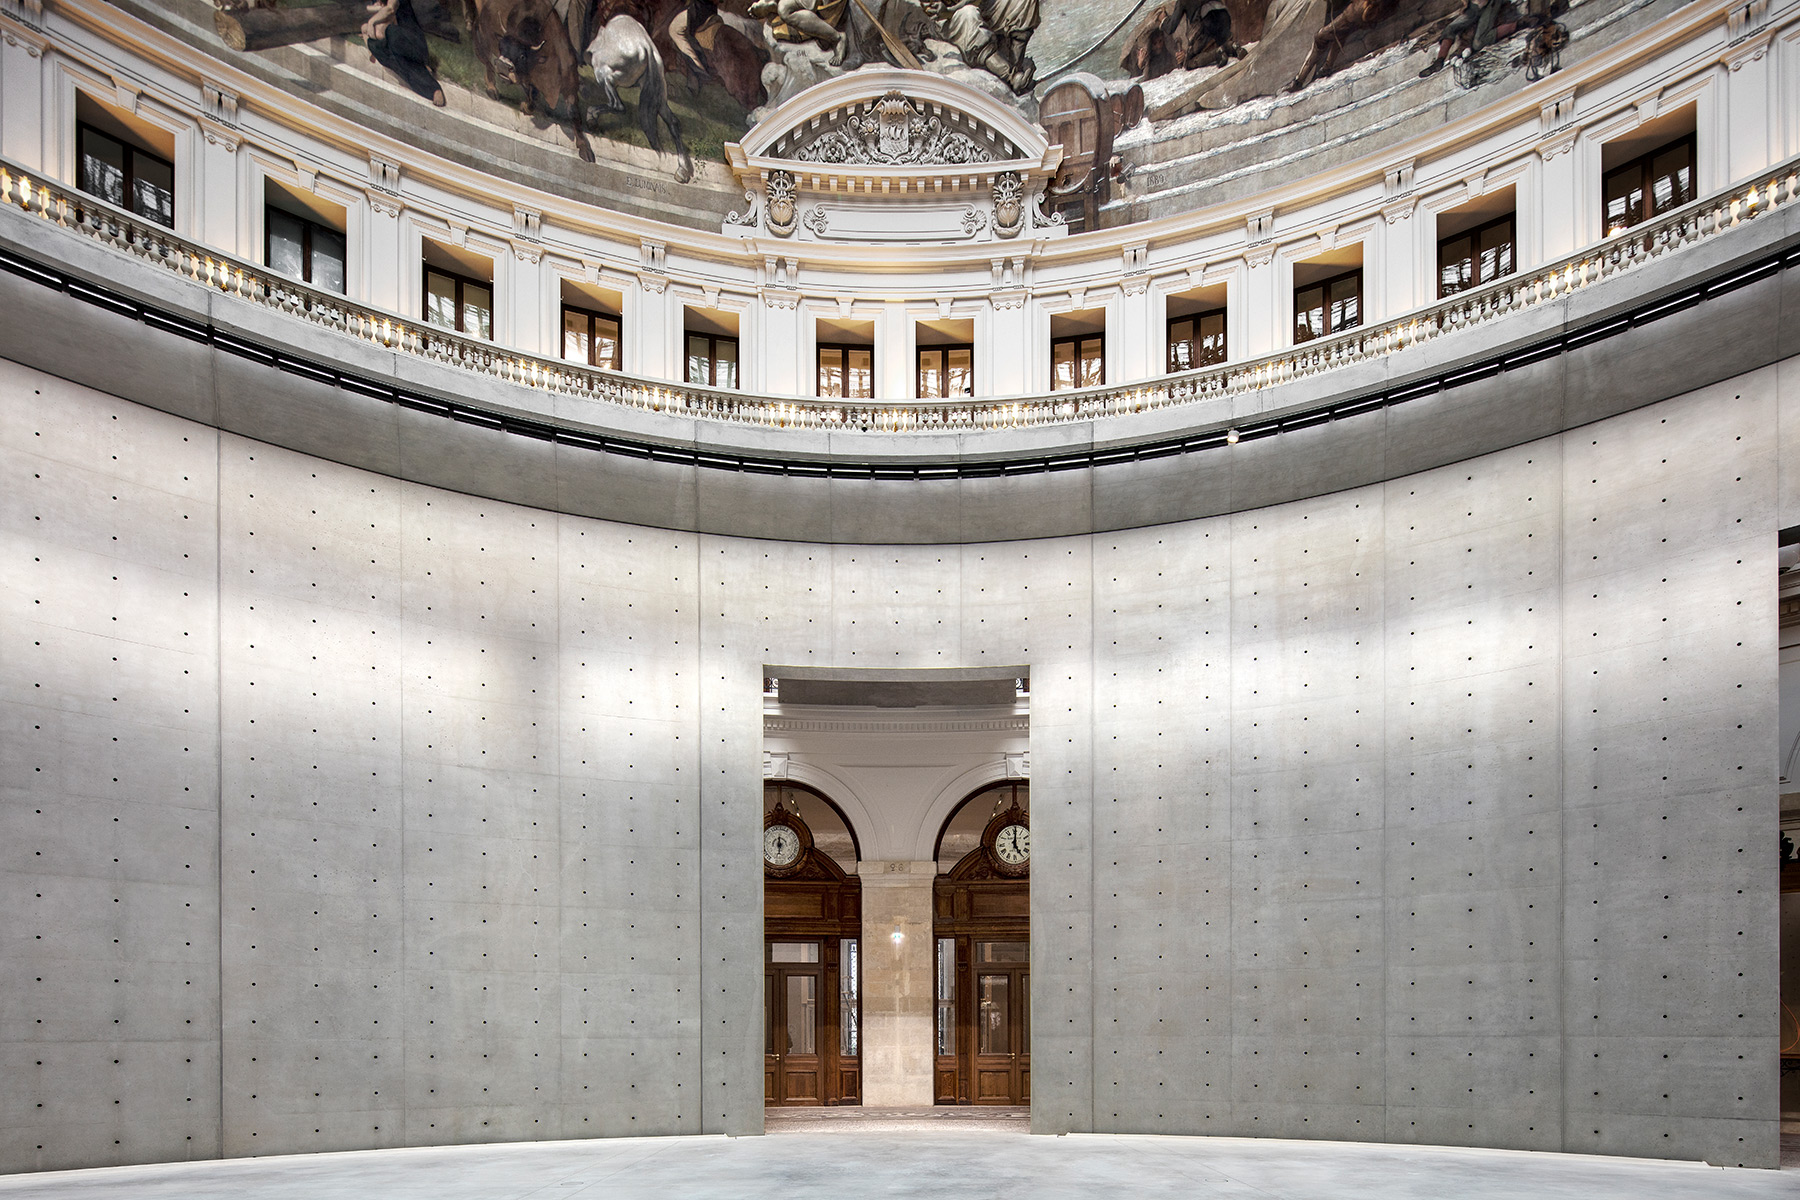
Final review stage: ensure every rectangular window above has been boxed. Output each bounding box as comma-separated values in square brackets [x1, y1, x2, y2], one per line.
[76, 122, 173, 228]
[423, 266, 492, 339]
[562, 304, 621, 370]
[686, 332, 739, 389]
[817, 343, 873, 399]
[1437, 214, 1515, 298]
[1603, 134, 1695, 236]
[917, 344, 974, 399]
[1293, 268, 1362, 344]
[936, 937, 956, 1057]
[1167, 309, 1226, 372]
[1050, 334, 1104, 391]
[839, 938, 859, 1058]
[266, 206, 347, 294]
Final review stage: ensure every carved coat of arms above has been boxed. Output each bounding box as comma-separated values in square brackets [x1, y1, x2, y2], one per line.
[793, 92, 993, 167]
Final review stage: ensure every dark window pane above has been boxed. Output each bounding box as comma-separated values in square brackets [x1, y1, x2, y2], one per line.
[1078, 337, 1104, 388]
[1329, 275, 1360, 331]
[78, 129, 126, 208]
[918, 349, 943, 398]
[267, 210, 306, 282]
[818, 347, 845, 398]
[1051, 340, 1076, 391]
[687, 334, 711, 385]
[312, 227, 347, 294]
[1294, 285, 1324, 343]
[131, 151, 174, 227]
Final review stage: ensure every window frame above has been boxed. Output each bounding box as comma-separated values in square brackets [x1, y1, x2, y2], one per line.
[561, 302, 623, 370]
[686, 331, 740, 390]
[1166, 308, 1227, 373]
[75, 120, 174, 228]
[1436, 212, 1516, 299]
[1049, 332, 1106, 391]
[916, 342, 975, 400]
[265, 204, 347, 294]
[816, 341, 874, 400]
[1292, 266, 1364, 345]
[422, 264, 494, 339]
[1601, 132, 1697, 236]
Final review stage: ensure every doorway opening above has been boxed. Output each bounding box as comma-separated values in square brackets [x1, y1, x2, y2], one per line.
[934, 781, 1030, 1106]
[764, 782, 862, 1107]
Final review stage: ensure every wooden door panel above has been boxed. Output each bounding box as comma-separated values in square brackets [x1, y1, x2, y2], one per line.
[975, 1066, 1014, 1101]
[783, 1069, 820, 1102]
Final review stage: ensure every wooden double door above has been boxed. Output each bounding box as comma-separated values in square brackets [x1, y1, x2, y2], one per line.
[934, 874, 1030, 1105]
[765, 868, 861, 1105]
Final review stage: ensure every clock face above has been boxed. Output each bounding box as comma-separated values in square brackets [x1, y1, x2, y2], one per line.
[993, 823, 1030, 866]
[764, 824, 802, 868]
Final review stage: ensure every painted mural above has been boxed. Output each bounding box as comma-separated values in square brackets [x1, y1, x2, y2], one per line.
[184, 0, 1617, 221]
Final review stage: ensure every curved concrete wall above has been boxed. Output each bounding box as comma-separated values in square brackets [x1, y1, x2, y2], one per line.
[3, 348, 1793, 1171]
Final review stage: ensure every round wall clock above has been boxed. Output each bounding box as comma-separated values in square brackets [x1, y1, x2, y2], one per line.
[981, 803, 1030, 877]
[763, 800, 813, 877]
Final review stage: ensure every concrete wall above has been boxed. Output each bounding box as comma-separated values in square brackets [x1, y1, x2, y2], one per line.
[1, 353, 1785, 1170]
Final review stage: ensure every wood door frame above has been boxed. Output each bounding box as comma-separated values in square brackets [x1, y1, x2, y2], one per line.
[765, 790, 862, 1106]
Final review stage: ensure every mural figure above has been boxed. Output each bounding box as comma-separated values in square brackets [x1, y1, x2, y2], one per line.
[941, 0, 1040, 93]
[1288, 0, 1398, 91]
[1120, 0, 1249, 80]
[589, 14, 696, 180]
[362, 0, 448, 104]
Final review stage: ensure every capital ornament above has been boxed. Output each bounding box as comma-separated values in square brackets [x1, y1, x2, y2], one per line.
[765, 170, 798, 238]
[992, 171, 1024, 239]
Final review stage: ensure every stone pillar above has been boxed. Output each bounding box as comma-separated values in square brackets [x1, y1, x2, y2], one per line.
[857, 860, 936, 1107]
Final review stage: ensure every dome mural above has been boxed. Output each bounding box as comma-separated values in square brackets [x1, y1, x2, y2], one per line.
[117, 0, 1664, 228]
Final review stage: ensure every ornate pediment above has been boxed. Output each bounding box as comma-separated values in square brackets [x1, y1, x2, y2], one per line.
[722, 70, 1063, 246]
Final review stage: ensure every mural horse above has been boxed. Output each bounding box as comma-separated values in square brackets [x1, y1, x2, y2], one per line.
[589, 15, 696, 183]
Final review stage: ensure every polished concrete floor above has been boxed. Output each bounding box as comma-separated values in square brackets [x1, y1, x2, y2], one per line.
[4, 1129, 1800, 1200]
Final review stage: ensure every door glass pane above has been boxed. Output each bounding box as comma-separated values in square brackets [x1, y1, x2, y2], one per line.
[770, 941, 820, 963]
[1439, 233, 1473, 296]
[1168, 319, 1194, 372]
[131, 151, 174, 228]
[977, 974, 1009, 1055]
[267, 209, 306, 282]
[1294, 286, 1323, 343]
[78, 128, 126, 207]
[817, 347, 845, 398]
[1197, 312, 1225, 365]
[918, 349, 942, 399]
[312, 227, 347, 294]
[976, 940, 1028, 963]
[1078, 337, 1104, 387]
[848, 349, 872, 399]
[1020, 971, 1029, 1047]
[687, 334, 711, 385]
[1051, 340, 1076, 391]
[786, 974, 817, 1056]
[936, 937, 956, 1056]
[1478, 220, 1514, 284]
[714, 338, 739, 390]
[564, 310, 590, 363]
[464, 283, 493, 341]
[593, 316, 620, 369]
[840, 938, 859, 1058]
[426, 270, 458, 330]
[1604, 168, 1642, 234]
[947, 347, 973, 397]
[1329, 275, 1360, 331]
[1650, 145, 1693, 215]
